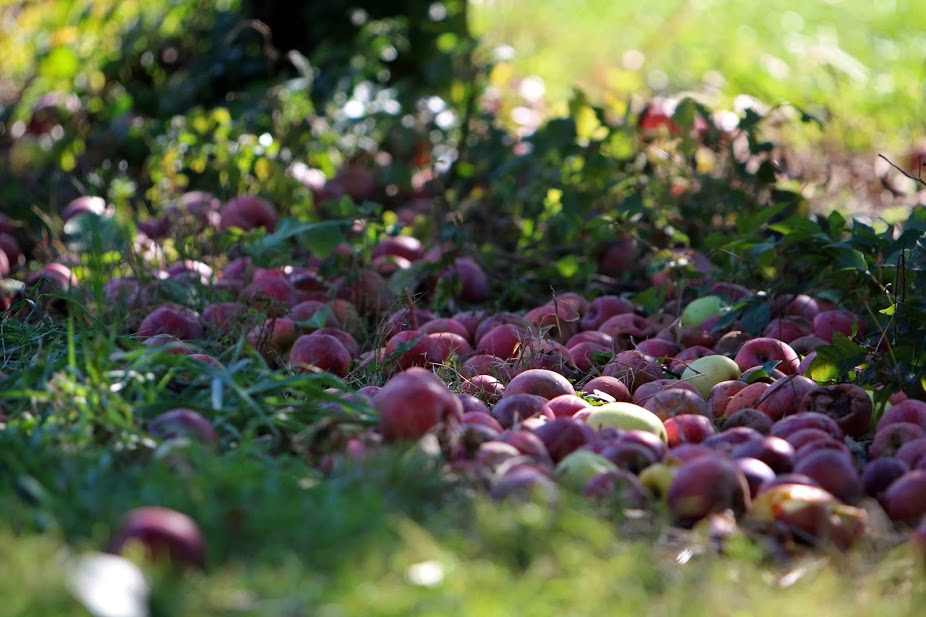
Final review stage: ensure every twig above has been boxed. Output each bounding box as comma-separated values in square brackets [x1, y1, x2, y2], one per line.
[878, 154, 926, 188]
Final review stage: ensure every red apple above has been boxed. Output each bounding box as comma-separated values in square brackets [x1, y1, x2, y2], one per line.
[861, 457, 909, 499]
[375, 367, 463, 441]
[664, 414, 717, 447]
[770, 412, 845, 442]
[288, 332, 352, 377]
[602, 350, 663, 392]
[811, 309, 865, 343]
[580, 295, 634, 331]
[491, 393, 555, 429]
[667, 456, 750, 527]
[582, 376, 632, 403]
[219, 195, 277, 232]
[148, 409, 218, 444]
[793, 449, 862, 504]
[503, 368, 576, 400]
[138, 306, 204, 341]
[108, 507, 205, 570]
[733, 337, 800, 375]
[721, 408, 774, 434]
[881, 470, 926, 523]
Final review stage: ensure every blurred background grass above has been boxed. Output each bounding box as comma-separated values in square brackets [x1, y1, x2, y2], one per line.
[470, 0, 926, 155]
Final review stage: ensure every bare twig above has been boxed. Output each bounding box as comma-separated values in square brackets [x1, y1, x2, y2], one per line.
[878, 154, 926, 188]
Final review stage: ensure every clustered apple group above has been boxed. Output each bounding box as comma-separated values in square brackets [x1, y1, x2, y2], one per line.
[2, 184, 925, 572]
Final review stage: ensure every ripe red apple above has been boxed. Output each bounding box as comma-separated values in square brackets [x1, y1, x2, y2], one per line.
[531, 417, 597, 463]
[643, 388, 711, 421]
[869, 422, 926, 459]
[419, 317, 473, 342]
[733, 337, 800, 375]
[730, 435, 792, 472]
[811, 309, 865, 343]
[548, 394, 592, 418]
[598, 313, 659, 349]
[602, 350, 663, 392]
[219, 195, 277, 232]
[580, 295, 634, 331]
[440, 257, 491, 304]
[503, 368, 576, 400]
[724, 382, 770, 418]
[735, 457, 777, 499]
[631, 378, 701, 406]
[595, 235, 638, 277]
[108, 506, 206, 570]
[582, 376, 632, 403]
[490, 466, 558, 503]
[288, 332, 352, 377]
[148, 409, 218, 444]
[876, 399, 926, 432]
[721, 408, 774, 434]
[762, 317, 809, 344]
[635, 338, 682, 362]
[664, 414, 717, 447]
[667, 456, 750, 527]
[371, 235, 425, 262]
[383, 330, 443, 371]
[702, 427, 763, 455]
[770, 411, 846, 442]
[375, 367, 463, 441]
[524, 303, 581, 342]
[491, 393, 555, 429]
[861, 457, 909, 499]
[754, 375, 818, 421]
[881, 470, 926, 524]
[475, 323, 533, 360]
[500, 430, 554, 465]
[793, 449, 861, 504]
[138, 306, 204, 341]
[706, 380, 749, 419]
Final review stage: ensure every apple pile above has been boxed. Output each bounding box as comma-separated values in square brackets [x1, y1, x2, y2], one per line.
[3, 186, 926, 567]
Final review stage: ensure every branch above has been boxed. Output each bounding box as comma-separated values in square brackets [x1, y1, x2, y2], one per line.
[878, 154, 926, 188]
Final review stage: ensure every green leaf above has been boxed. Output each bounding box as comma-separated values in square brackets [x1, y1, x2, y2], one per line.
[807, 333, 868, 382]
[41, 46, 79, 79]
[827, 245, 869, 272]
[736, 202, 790, 235]
[244, 218, 351, 263]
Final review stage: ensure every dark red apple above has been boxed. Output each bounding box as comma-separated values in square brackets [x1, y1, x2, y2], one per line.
[375, 367, 463, 441]
[733, 337, 800, 375]
[219, 195, 277, 232]
[667, 456, 750, 527]
[108, 506, 206, 570]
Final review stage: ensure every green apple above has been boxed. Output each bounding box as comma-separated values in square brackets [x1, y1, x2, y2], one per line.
[555, 450, 618, 492]
[681, 355, 742, 399]
[680, 295, 729, 328]
[639, 462, 677, 500]
[583, 402, 668, 442]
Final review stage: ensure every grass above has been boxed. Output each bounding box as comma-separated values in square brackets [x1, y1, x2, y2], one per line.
[470, 0, 926, 155]
[1, 296, 925, 614]
[4, 1, 926, 614]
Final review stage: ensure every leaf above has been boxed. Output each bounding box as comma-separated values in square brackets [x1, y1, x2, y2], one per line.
[807, 333, 868, 382]
[736, 202, 790, 235]
[743, 360, 781, 384]
[244, 218, 351, 263]
[41, 46, 79, 79]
